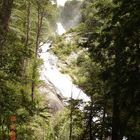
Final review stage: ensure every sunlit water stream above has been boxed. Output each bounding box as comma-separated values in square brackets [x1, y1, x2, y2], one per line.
[39, 0, 89, 103]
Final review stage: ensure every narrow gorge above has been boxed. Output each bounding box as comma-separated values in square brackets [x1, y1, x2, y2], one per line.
[39, 0, 89, 112]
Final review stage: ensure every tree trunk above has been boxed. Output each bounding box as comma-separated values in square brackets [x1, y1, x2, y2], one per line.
[25, 1, 31, 47]
[0, 0, 14, 66]
[0, 0, 13, 31]
[69, 89, 73, 140]
[112, 97, 121, 140]
[22, 1, 31, 78]
[112, 36, 124, 140]
[31, 3, 44, 101]
[69, 102, 73, 140]
[89, 101, 93, 140]
[100, 102, 106, 140]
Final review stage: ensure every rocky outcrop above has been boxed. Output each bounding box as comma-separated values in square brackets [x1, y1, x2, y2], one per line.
[39, 81, 65, 113]
[60, 0, 82, 30]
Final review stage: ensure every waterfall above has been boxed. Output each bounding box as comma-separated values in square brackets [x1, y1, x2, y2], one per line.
[39, 42, 89, 102]
[56, 22, 66, 35]
[39, 0, 89, 111]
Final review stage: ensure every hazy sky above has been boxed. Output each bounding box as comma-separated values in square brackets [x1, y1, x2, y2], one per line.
[57, 0, 67, 6]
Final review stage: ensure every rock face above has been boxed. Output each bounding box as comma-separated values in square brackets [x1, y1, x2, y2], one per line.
[39, 82, 64, 113]
[60, 0, 82, 30]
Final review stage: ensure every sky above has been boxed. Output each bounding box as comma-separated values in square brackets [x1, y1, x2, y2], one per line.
[56, 0, 67, 6]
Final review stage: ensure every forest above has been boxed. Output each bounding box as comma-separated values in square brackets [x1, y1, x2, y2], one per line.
[0, 0, 139, 140]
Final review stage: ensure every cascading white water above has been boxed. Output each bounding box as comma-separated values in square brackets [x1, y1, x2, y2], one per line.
[56, 22, 66, 35]
[39, 0, 89, 105]
[39, 42, 89, 102]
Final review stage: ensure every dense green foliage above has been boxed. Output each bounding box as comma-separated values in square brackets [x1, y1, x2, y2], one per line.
[51, 35, 80, 61]
[0, 0, 57, 139]
[51, 0, 140, 140]
[0, 0, 139, 139]
[80, 0, 140, 139]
